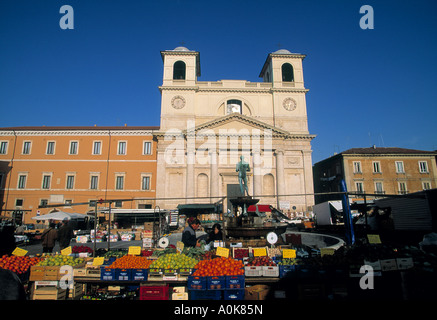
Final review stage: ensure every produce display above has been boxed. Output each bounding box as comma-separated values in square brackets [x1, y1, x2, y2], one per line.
[182, 247, 206, 260]
[233, 248, 249, 259]
[72, 245, 93, 254]
[141, 249, 154, 257]
[277, 258, 300, 266]
[36, 254, 85, 267]
[8, 227, 437, 302]
[107, 255, 153, 269]
[200, 250, 215, 260]
[246, 256, 276, 266]
[192, 257, 244, 276]
[150, 253, 197, 269]
[102, 249, 126, 259]
[0, 254, 43, 275]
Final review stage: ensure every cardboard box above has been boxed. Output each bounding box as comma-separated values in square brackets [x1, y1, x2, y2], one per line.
[245, 285, 270, 300]
[380, 259, 398, 271]
[144, 222, 154, 230]
[172, 292, 188, 300]
[298, 284, 325, 300]
[396, 258, 414, 270]
[364, 259, 382, 271]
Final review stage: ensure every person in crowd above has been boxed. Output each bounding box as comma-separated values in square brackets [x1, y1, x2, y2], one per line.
[207, 223, 223, 243]
[15, 224, 25, 235]
[0, 225, 16, 256]
[182, 217, 201, 248]
[57, 218, 74, 250]
[0, 269, 26, 300]
[41, 222, 57, 253]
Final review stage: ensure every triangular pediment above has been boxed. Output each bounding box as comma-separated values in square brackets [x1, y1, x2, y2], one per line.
[186, 113, 290, 137]
[154, 113, 315, 140]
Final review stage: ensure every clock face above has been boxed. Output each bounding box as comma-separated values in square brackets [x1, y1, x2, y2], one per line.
[283, 98, 297, 111]
[171, 95, 186, 109]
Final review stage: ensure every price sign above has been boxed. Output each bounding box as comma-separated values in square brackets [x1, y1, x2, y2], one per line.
[367, 234, 382, 244]
[282, 249, 296, 259]
[320, 248, 336, 257]
[253, 247, 267, 257]
[128, 246, 142, 255]
[216, 247, 229, 258]
[93, 257, 105, 266]
[61, 246, 72, 256]
[176, 241, 184, 254]
[12, 247, 28, 256]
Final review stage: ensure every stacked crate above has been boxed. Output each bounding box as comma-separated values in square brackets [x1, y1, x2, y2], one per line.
[187, 275, 245, 300]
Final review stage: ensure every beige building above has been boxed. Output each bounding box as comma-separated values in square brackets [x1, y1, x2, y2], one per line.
[313, 147, 437, 204]
[155, 47, 315, 212]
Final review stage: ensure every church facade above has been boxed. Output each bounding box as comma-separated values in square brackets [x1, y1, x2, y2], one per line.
[0, 47, 316, 223]
[155, 47, 315, 212]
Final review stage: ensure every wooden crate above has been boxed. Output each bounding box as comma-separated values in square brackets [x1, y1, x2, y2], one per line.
[67, 283, 84, 300]
[86, 267, 101, 278]
[30, 263, 87, 281]
[45, 266, 61, 280]
[31, 282, 67, 300]
[73, 268, 87, 277]
[29, 266, 46, 281]
[32, 287, 67, 300]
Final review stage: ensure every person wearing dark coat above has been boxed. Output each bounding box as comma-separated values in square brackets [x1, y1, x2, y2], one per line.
[207, 223, 223, 243]
[57, 219, 74, 250]
[181, 217, 201, 248]
[0, 269, 26, 300]
[0, 225, 16, 256]
[41, 222, 57, 253]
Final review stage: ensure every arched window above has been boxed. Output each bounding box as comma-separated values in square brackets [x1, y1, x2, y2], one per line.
[173, 61, 186, 80]
[281, 63, 294, 82]
[197, 173, 209, 197]
[263, 174, 275, 196]
[226, 99, 242, 114]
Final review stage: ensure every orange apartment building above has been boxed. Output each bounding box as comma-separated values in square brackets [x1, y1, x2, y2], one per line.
[0, 126, 158, 224]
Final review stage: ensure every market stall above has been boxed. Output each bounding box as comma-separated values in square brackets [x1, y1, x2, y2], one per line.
[2, 230, 437, 301]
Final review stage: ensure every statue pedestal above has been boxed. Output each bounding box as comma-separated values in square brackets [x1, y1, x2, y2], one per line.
[229, 196, 259, 217]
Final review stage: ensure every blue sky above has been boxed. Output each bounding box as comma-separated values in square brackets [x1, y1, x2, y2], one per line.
[0, 0, 436, 164]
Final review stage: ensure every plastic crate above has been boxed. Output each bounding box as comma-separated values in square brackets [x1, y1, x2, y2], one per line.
[131, 269, 148, 281]
[262, 266, 279, 277]
[245, 266, 263, 277]
[100, 267, 116, 281]
[226, 275, 245, 289]
[297, 266, 317, 278]
[189, 290, 222, 300]
[139, 284, 169, 300]
[224, 289, 245, 300]
[187, 276, 207, 290]
[279, 265, 296, 278]
[115, 268, 132, 281]
[207, 276, 226, 290]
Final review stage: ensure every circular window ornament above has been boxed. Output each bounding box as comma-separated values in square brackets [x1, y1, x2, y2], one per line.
[171, 95, 186, 109]
[283, 98, 297, 111]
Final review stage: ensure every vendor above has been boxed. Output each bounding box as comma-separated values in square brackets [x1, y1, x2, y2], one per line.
[182, 217, 201, 248]
[207, 223, 223, 243]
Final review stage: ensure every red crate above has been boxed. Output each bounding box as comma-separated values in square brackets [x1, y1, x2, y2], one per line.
[139, 284, 169, 300]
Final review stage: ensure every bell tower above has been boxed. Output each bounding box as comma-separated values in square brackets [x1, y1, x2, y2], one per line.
[259, 49, 309, 133]
[160, 46, 200, 87]
[159, 46, 200, 131]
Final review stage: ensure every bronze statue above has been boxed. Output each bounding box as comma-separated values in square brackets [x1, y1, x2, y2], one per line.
[236, 155, 250, 196]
